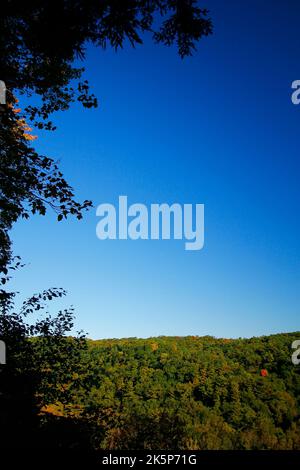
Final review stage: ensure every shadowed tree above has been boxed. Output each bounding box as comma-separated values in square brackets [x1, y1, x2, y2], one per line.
[0, 1, 212, 450]
[0, 287, 89, 449]
[0, 0, 213, 275]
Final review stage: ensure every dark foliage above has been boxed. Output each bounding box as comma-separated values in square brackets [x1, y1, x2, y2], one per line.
[0, 288, 87, 449]
[0, 0, 212, 275]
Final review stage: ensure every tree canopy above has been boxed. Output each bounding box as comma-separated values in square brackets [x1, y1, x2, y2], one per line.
[0, 0, 212, 278]
[0, 1, 214, 450]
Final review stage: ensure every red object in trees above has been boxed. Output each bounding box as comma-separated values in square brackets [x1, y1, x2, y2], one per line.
[260, 369, 268, 377]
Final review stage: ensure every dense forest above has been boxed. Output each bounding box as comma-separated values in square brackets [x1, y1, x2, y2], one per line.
[1, 1, 299, 457]
[32, 332, 300, 450]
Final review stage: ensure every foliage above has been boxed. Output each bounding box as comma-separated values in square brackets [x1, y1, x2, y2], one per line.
[0, 1, 214, 450]
[0, 287, 87, 448]
[0, 0, 212, 276]
[39, 332, 300, 450]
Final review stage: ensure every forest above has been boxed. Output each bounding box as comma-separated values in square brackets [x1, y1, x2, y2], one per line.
[4, 331, 298, 450]
[1, 1, 299, 456]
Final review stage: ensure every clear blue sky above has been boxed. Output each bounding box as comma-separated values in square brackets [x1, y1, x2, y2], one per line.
[10, 0, 300, 339]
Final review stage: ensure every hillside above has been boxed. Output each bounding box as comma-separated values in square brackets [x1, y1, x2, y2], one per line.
[40, 332, 300, 450]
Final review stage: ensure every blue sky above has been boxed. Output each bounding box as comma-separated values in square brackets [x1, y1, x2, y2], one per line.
[10, 0, 300, 339]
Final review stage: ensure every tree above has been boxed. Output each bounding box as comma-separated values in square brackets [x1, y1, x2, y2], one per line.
[0, 286, 88, 448]
[0, 0, 213, 275]
[0, 2, 213, 449]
